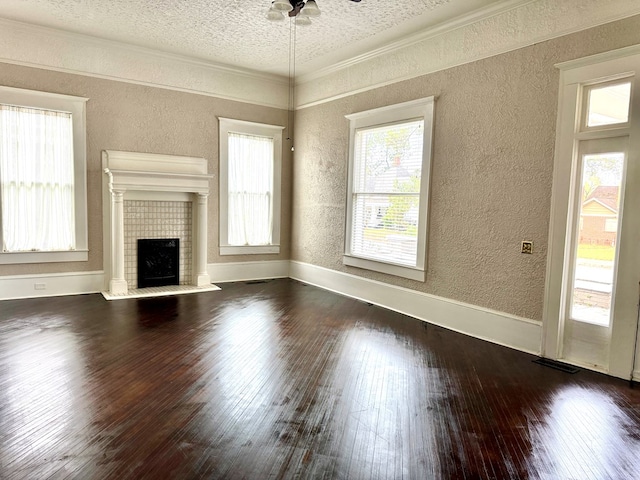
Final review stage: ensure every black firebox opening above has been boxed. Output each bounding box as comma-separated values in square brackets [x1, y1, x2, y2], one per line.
[137, 238, 179, 288]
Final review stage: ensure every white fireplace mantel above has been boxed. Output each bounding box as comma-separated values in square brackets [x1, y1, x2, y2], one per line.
[102, 150, 213, 296]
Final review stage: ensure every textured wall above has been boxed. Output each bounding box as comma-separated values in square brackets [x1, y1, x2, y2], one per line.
[291, 15, 640, 321]
[296, 0, 640, 107]
[0, 63, 291, 276]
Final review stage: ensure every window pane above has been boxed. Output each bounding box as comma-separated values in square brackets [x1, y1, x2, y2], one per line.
[354, 120, 423, 194]
[351, 190, 419, 267]
[0, 105, 75, 252]
[227, 132, 273, 246]
[350, 120, 424, 267]
[570, 152, 624, 326]
[586, 82, 631, 127]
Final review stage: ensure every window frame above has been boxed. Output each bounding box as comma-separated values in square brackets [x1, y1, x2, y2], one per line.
[343, 97, 435, 281]
[0, 86, 88, 265]
[218, 117, 283, 256]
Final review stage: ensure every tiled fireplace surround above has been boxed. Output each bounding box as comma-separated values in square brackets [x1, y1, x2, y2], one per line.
[102, 150, 213, 296]
[123, 200, 192, 287]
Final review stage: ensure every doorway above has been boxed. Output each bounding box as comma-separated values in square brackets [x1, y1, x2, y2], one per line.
[544, 47, 640, 380]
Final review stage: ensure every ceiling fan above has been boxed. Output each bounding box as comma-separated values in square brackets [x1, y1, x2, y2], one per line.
[268, 0, 361, 25]
[287, 0, 362, 15]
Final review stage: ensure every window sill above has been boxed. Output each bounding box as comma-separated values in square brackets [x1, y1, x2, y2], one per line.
[343, 254, 425, 281]
[220, 245, 280, 256]
[0, 249, 88, 265]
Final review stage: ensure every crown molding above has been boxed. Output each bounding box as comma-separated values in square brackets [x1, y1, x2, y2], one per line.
[1, 0, 639, 111]
[0, 17, 290, 109]
[296, 0, 640, 109]
[297, 0, 534, 85]
[556, 43, 640, 71]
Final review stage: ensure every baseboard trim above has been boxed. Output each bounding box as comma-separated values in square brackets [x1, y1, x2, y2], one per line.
[290, 261, 542, 355]
[208, 260, 290, 283]
[0, 261, 543, 357]
[0, 260, 291, 300]
[0, 270, 104, 300]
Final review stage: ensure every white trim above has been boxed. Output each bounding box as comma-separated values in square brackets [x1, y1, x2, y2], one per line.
[543, 46, 640, 380]
[218, 118, 286, 132]
[296, 1, 640, 109]
[0, 85, 89, 103]
[5, 259, 636, 379]
[218, 118, 283, 255]
[344, 97, 438, 122]
[101, 150, 212, 295]
[556, 44, 640, 72]
[344, 97, 434, 280]
[220, 245, 280, 256]
[208, 260, 290, 283]
[0, 261, 291, 300]
[0, 271, 104, 300]
[0, 261, 290, 299]
[102, 283, 221, 300]
[290, 261, 542, 355]
[124, 191, 192, 202]
[102, 150, 208, 175]
[0, 86, 88, 264]
[0, 2, 635, 111]
[103, 170, 212, 195]
[299, 0, 534, 85]
[0, 259, 543, 358]
[343, 255, 424, 282]
[0, 250, 88, 265]
[0, 18, 289, 109]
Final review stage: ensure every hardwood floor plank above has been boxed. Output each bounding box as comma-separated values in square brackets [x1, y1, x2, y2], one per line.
[1, 279, 640, 479]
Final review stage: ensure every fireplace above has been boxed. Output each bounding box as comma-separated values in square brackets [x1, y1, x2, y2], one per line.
[102, 150, 213, 297]
[137, 238, 180, 288]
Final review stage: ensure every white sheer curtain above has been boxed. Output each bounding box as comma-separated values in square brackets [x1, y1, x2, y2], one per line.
[0, 105, 75, 252]
[228, 132, 274, 246]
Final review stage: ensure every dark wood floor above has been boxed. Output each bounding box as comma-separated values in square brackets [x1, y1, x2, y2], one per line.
[1, 279, 640, 479]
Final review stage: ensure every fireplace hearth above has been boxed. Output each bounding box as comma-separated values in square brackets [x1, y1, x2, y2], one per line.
[137, 238, 179, 288]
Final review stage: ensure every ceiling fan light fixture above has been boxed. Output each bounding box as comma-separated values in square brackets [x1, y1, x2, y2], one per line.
[272, 0, 293, 12]
[300, 0, 321, 17]
[266, 6, 285, 21]
[295, 15, 312, 26]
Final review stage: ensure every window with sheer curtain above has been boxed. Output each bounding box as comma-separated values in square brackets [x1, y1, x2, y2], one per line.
[228, 132, 273, 245]
[219, 118, 283, 255]
[344, 97, 435, 281]
[0, 105, 75, 252]
[0, 86, 87, 265]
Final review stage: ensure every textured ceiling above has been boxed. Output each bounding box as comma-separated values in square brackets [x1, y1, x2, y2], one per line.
[0, 0, 505, 77]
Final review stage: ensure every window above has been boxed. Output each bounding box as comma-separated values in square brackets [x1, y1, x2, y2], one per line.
[544, 47, 640, 377]
[344, 97, 435, 281]
[585, 81, 631, 128]
[604, 217, 618, 233]
[0, 86, 88, 264]
[218, 118, 283, 255]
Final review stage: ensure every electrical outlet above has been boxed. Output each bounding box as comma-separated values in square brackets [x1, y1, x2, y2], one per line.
[521, 241, 533, 254]
[34, 283, 46, 290]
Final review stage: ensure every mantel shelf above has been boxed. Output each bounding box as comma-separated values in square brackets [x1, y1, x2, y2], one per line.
[103, 168, 213, 194]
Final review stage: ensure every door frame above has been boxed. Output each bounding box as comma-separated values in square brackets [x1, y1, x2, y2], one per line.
[542, 45, 640, 380]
